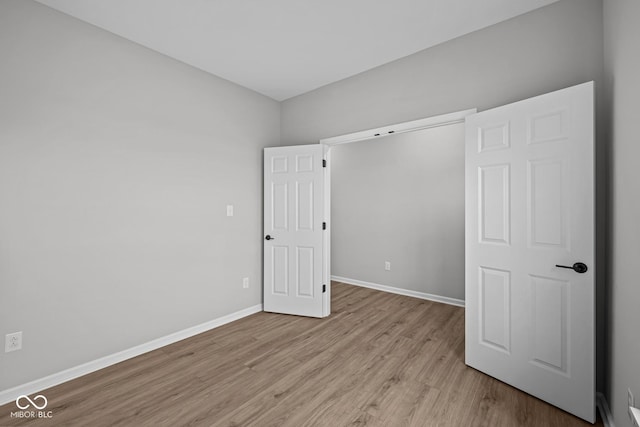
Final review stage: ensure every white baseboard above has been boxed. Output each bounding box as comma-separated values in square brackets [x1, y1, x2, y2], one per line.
[597, 392, 615, 427]
[331, 275, 465, 308]
[0, 304, 263, 406]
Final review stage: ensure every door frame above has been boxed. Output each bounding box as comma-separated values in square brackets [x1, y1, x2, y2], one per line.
[318, 108, 477, 312]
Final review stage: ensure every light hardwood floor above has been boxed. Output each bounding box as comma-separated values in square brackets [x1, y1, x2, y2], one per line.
[0, 282, 602, 426]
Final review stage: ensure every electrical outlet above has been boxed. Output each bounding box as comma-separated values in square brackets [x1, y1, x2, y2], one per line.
[243, 277, 249, 289]
[385, 261, 391, 271]
[5, 332, 22, 353]
[630, 388, 636, 421]
[226, 205, 234, 217]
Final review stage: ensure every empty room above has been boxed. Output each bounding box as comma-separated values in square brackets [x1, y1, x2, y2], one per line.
[0, 0, 638, 426]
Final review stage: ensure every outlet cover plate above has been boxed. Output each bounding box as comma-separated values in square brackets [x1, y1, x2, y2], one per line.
[5, 332, 22, 353]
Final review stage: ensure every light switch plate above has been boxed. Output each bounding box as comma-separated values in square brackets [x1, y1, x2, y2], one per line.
[226, 205, 234, 217]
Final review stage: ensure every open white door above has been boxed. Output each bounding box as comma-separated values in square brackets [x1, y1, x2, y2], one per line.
[264, 144, 329, 318]
[465, 82, 595, 422]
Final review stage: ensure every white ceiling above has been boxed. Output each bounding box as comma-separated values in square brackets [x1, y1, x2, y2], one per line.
[35, 0, 558, 101]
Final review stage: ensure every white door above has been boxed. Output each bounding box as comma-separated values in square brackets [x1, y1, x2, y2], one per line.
[465, 82, 594, 422]
[264, 144, 328, 318]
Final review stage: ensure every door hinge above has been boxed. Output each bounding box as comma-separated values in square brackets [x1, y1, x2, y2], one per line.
[322, 222, 326, 230]
[323, 159, 327, 168]
[323, 284, 326, 293]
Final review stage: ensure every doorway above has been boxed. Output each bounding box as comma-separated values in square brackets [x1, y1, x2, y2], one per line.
[328, 121, 466, 304]
[262, 110, 474, 318]
[320, 109, 476, 309]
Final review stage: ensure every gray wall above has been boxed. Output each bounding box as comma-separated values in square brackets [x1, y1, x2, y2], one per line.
[281, 0, 604, 146]
[331, 124, 465, 300]
[282, 0, 606, 391]
[603, 0, 640, 426]
[0, 0, 280, 391]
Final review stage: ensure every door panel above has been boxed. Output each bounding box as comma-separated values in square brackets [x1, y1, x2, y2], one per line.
[296, 246, 314, 297]
[479, 164, 510, 244]
[272, 246, 288, 295]
[528, 159, 566, 247]
[272, 182, 288, 230]
[478, 122, 510, 152]
[530, 274, 568, 374]
[465, 82, 594, 422]
[264, 144, 327, 318]
[479, 267, 511, 353]
[296, 181, 314, 230]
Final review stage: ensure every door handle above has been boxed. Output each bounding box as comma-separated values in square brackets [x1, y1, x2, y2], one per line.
[555, 262, 588, 274]
[265, 235, 274, 241]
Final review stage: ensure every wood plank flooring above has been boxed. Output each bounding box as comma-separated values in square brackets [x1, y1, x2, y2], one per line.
[0, 281, 602, 426]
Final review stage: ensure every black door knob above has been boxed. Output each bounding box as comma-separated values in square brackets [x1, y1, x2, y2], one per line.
[265, 235, 274, 241]
[555, 262, 588, 273]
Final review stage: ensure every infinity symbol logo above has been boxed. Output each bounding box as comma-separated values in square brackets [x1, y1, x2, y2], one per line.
[16, 394, 48, 410]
